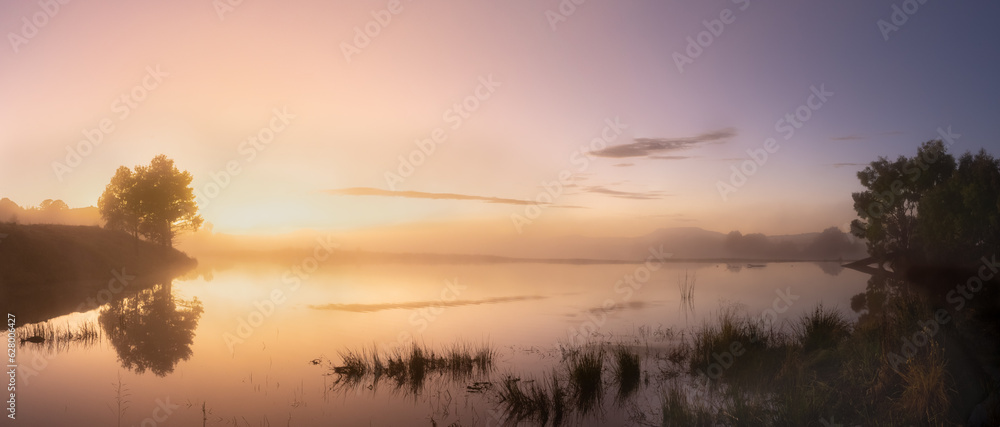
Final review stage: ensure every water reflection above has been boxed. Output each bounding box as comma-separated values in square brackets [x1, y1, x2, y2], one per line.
[14, 320, 101, 354]
[815, 262, 845, 276]
[848, 271, 916, 322]
[309, 295, 547, 312]
[328, 343, 496, 396]
[98, 281, 204, 376]
[14, 261, 872, 426]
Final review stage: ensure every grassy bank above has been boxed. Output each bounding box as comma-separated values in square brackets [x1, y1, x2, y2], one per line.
[0, 223, 196, 323]
[661, 292, 1000, 426]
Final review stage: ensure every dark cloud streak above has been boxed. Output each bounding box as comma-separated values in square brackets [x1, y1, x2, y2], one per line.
[582, 186, 669, 200]
[326, 187, 539, 206]
[590, 128, 736, 158]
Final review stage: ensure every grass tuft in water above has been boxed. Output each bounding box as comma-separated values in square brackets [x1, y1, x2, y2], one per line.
[613, 345, 641, 400]
[661, 383, 713, 427]
[496, 370, 567, 426]
[798, 304, 851, 353]
[567, 346, 604, 413]
[677, 270, 696, 303]
[330, 341, 496, 393]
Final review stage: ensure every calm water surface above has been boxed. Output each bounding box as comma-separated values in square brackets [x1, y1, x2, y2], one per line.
[14, 261, 867, 426]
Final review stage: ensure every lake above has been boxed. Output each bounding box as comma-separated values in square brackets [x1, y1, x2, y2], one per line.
[12, 260, 868, 426]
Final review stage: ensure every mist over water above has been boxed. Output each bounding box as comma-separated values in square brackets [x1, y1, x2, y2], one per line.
[12, 259, 865, 425]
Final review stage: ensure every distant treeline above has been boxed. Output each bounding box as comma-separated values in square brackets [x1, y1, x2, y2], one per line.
[0, 198, 100, 226]
[723, 227, 866, 260]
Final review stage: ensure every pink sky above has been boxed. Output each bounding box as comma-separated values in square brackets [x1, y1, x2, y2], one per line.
[2, 0, 997, 236]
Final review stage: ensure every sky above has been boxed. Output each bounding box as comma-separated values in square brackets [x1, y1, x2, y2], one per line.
[1, 0, 999, 238]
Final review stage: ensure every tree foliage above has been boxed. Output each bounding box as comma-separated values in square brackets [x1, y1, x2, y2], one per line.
[851, 140, 1000, 265]
[39, 199, 69, 211]
[99, 282, 204, 376]
[917, 149, 1000, 262]
[98, 155, 202, 247]
[722, 228, 863, 260]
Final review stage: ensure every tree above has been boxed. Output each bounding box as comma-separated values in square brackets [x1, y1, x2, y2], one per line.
[99, 281, 204, 376]
[917, 149, 1000, 262]
[98, 155, 203, 247]
[39, 199, 68, 211]
[850, 140, 954, 262]
[99, 166, 142, 241]
[803, 227, 857, 260]
[851, 140, 1000, 266]
[724, 230, 786, 258]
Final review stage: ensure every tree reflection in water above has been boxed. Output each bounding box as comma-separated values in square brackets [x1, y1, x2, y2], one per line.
[98, 281, 203, 376]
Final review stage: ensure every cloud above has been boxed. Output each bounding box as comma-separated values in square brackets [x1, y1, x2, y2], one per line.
[326, 187, 539, 206]
[613, 162, 634, 167]
[582, 186, 669, 200]
[648, 155, 694, 160]
[309, 295, 546, 312]
[590, 128, 736, 158]
[587, 301, 650, 314]
[830, 162, 866, 168]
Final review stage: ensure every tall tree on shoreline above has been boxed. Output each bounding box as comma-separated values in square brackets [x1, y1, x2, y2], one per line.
[917, 149, 1000, 263]
[850, 140, 954, 262]
[851, 140, 1000, 265]
[98, 155, 202, 247]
